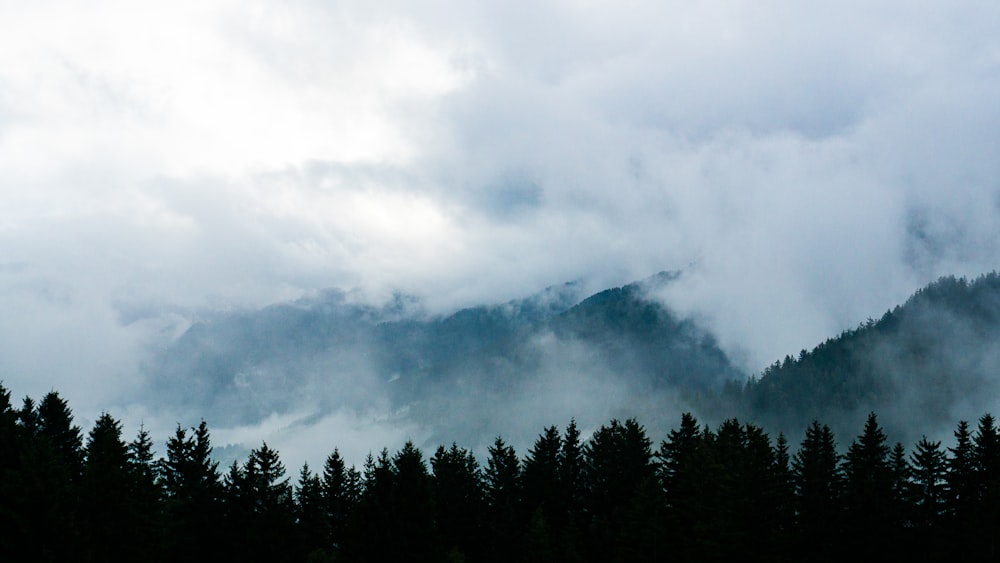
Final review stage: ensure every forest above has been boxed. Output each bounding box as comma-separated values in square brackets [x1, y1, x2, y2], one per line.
[1, 382, 998, 562]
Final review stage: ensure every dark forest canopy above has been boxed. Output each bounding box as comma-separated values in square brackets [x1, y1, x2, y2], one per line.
[2, 383, 1000, 562]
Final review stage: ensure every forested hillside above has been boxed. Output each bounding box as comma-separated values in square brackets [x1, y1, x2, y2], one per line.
[146, 272, 739, 446]
[2, 383, 998, 562]
[724, 273, 1000, 444]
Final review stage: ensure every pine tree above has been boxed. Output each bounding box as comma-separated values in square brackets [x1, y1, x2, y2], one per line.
[296, 464, 326, 550]
[37, 391, 84, 479]
[0, 382, 19, 473]
[841, 413, 893, 556]
[347, 449, 393, 562]
[972, 414, 1000, 558]
[321, 448, 358, 551]
[792, 421, 841, 562]
[431, 443, 485, 561]
[126, 425, 165, 561]
[0, 382, 23, 557]
[583, 419, 655, 562]
[742, 422, 782, 561]
[244, 442, 296, 563]
[221, 459, 252, 560]
[911, 437, 947, 527]
[483, 437, 522, 563]
[81, 413, 131, 562]
[658, 412, 702, 560]
[392, 441, 438, 562]
[161, 420, 223, 562]
[910, 436, 947, 559]
[522, 426, 563, 529]
[19, 391, 84, 562]
[558, 420, 585, 563]
[771, 433, 795, 561]
[946, 420, 976, 522]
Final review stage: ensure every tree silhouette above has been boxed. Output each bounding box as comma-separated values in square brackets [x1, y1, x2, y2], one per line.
[161, 420, 223, 562]
[841, 413, 893, 557]
[484, 437, 522, 563]
[432, 443, 485, 561]
[792, 421, 841, 562]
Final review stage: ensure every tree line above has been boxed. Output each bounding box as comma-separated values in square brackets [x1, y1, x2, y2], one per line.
[1, 382, 999, 562]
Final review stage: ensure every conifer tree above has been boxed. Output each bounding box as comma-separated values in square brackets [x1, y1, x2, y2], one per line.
[770, 433, 795, 560]
[37, 391, 84, 480]
[244, 442, 296, 562]
[22, 391, 84, 562]
[295, 463, 327, 559]
[742, 422, 782, 560]
[0, 382, 19, 473]
[911, 437, 947, 527]
[946, 420, 976, 522]
[0, 383, 22, 557]
[972, 414, 1000, 558]
[18, 396, 39, 436]
[792, 421, 841, 562]
[432, 443, 485, 561]
[126, 425, 165, 561]
[583, 419, 655, 562]
[384, 442, 438, 562]
[523, 426, 563, 527]
[81, 413, 131, 562]
[161, 420, 223, 562]
[347, 449, 393, 562]
[484, 436, 522, 563]
[321, 448, 358, 551]
[558, 419, 585, 562]
[910, 436, 947, 559]
[841, 413, 893, 556]
[658, 412, 702, 560]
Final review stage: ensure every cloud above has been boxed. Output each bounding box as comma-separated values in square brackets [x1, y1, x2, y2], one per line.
[0, 0, 999, 459]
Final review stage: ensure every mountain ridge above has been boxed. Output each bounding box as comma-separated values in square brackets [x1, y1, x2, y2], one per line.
[146, 269, 1000, 451]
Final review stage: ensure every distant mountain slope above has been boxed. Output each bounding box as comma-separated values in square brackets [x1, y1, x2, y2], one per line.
[146, 272, 740, 443]
[725, 273, 1000, 444]
[148, 270, 1000, 450]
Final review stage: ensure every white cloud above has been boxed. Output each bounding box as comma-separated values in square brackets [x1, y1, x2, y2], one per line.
[0, 0, 999, 447]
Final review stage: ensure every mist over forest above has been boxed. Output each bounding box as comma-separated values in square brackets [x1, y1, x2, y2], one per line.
[121, 269, 1000, 470]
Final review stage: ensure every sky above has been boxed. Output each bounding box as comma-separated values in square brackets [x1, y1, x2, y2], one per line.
[1, 1, 1000, 465]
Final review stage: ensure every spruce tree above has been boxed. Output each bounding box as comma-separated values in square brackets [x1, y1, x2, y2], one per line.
[19, 391, 84, 562]
[126, 425, 165, 561]
[910, 436, 947, 559]
[0, 383, 22, 557]
[37, 391, 84, 479]
[431, 443, 484, 561]
[392, 441, 438, 562]
[771, 433, 795, 560]
[658, 412, 702, 560]
[245, 442, 296, 562]
[946, 420, 976, 534]
[792, 421, 841, 562]
[841, 413, 893, 556]
[294, 464, 328, 562]
[972, 414, 1000, 558]
[81, 413, 131, 562]
[522, 426, 562, 529]
[558, 420, 585, 562]
[161, 420, 223, 562]
[583, 419, 655, 562]
[483, 437, 522, 563]
[321, 448, 358, 551]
